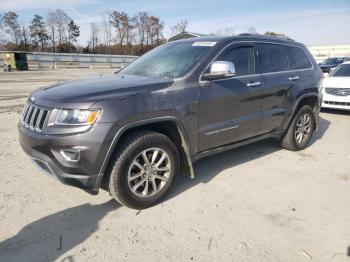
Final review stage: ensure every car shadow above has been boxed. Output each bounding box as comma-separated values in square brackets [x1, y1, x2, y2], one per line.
[0, 200, 119, 262]
[309, 115, 330, 145]
[170, 139, 280, 199]
[169, 115, 330, 200]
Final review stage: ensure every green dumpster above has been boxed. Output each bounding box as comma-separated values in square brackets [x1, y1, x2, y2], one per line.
[2, 52, 28, 71]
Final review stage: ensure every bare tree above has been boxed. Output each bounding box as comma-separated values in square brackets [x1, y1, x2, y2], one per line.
[125, 16, 136, 46]
[46, 11, 58, 52]
[170, 19, 188, 36]
[54, 9, 71, 50]
[101, 12, 112, 50]
[135, 12, 148, 48]
[20, 24, 31, 50]
[90, 22, 99, 53]
[148, 16, 163, 45]
[134, 12, 164, 52]
[110, 11, 137, 47]
[2, 11, 21, 45]
[213, 27, 235, 36]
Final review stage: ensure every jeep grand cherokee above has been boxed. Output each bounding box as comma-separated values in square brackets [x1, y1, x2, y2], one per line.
[19, 35, 322, 209]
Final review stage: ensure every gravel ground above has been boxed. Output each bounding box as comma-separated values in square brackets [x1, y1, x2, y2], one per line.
[0, 69, 349, 262]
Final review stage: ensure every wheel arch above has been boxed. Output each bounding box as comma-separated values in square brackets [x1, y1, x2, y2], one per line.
[284, 93, 320, 131]
[97, 117, 195, 190]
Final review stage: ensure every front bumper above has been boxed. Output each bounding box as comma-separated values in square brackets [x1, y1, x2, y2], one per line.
[18, 122, 115, 194]
[321, 92, 350, 111]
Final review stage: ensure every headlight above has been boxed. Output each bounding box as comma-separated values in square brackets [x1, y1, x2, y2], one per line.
[55, 109, 100, 126]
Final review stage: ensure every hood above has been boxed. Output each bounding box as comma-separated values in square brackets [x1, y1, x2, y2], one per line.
[323, 76, 350, 89]
[30, 73, 174, 108]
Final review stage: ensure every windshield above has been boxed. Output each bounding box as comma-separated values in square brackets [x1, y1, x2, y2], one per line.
[120, 41, 212, 79]
[321, 58, 343, 65]
[330, 64, 350, 77]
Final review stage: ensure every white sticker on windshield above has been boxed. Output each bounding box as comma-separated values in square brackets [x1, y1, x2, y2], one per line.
[192, 41, 217, 47]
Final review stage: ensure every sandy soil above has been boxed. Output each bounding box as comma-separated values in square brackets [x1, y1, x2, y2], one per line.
[0, 69, 349, 262]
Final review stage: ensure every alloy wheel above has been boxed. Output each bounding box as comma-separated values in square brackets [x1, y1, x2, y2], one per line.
[295, 113, 312, 144]
[127, 147, 171, 198]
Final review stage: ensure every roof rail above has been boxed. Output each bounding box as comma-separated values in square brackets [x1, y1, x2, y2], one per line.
[237, 33, 295, 41]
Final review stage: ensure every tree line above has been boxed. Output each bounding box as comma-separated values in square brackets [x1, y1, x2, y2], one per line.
[0, 10, 188, 55]
[0, 11, 81, 53]
[0, 10, 287, 56]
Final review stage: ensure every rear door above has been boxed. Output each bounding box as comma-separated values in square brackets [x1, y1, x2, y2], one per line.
[257, 43, 294, 134]
[285, 45, 315, 101]
[198, 43, 263, 151]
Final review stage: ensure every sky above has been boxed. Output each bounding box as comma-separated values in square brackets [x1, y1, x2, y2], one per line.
[0, 0, 350, 46]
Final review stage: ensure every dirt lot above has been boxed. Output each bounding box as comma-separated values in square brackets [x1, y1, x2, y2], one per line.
[0, 69, 349, 262]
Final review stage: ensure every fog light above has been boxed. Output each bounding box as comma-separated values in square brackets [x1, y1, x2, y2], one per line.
[59, 149, 80, 162]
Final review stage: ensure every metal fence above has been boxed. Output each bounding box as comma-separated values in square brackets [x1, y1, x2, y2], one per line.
[0, 51, 137, 69]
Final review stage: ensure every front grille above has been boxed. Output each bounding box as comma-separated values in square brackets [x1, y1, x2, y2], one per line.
[21, 104, 49, 132]
[324, 101, 350, 106]
[325, 88, 350, 96]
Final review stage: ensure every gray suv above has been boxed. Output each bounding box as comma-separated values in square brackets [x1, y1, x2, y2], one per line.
[19, 35, 322, 209]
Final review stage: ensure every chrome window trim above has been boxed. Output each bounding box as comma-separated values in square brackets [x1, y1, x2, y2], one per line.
[199, 40, 315, 84]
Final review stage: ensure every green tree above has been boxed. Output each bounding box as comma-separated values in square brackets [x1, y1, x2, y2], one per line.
[30, 15, 48, 51]
[2, 11, 21, 46]
[67, 20, 80, 52]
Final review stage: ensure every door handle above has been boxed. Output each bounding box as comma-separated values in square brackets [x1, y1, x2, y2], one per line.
[288, 75, 300, 81]
[246, 81, 261, 87]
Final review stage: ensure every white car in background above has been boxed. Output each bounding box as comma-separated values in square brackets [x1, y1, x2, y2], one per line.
[322, 61, 350, 111]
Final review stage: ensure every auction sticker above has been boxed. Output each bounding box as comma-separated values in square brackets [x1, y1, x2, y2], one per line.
[192, 41, 217, 47]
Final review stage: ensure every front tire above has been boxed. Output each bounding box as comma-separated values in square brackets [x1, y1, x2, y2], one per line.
[280, 105, 315, 151]
[108, 131, 180, 209]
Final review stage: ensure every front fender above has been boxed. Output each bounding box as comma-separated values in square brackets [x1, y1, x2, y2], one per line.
[95, 116, 195, 189]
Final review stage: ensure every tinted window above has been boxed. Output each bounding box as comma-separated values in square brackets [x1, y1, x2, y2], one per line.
[286, 46, 312, 69]
[216, 46, 255, 76]
[331, 64, 350, 77]
[258, 43, 288, 73]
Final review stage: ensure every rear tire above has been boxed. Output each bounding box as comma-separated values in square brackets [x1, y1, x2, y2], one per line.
[108, 131, 180, 209]
[280, 105, 315, 151]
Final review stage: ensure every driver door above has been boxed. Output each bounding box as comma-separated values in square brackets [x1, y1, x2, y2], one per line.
[198, 43, 263, 151]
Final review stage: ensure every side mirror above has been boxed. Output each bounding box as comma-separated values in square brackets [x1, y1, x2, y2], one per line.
[203, 61, 236, 81]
